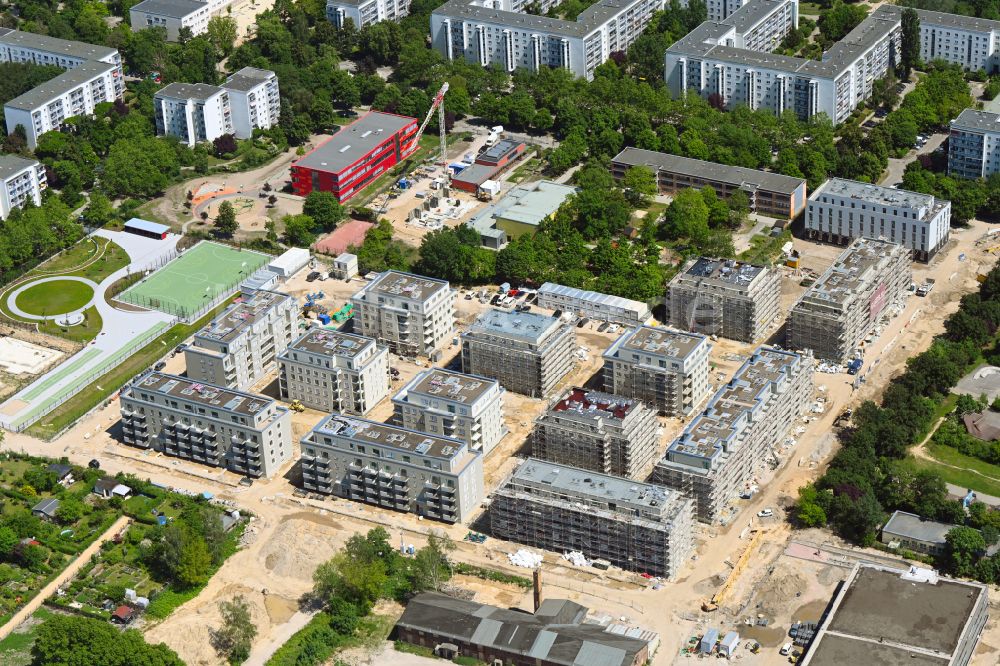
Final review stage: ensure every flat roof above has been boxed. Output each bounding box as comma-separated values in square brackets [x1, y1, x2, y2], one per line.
[882, 510, 953, 546]
[0, 154, 39, 180]
[130, 0, 207, 18]
[604, 325, 708, 362]
[549, 387, 639, 422]
[452, 163, 498, 187]
[678, 257, 767, 286]
[223, 67, 275, 92]
[489, 180, 576, 226]
[399, 369, 499, 405]
[538, 282, 651, 319]
[284, 328, 376, 360]
[613, 147, 805, 195]
[0, 28, 118, 62]
[477, 138, 523, 163]
[465, 309, 563, 345]
[511, 458, 675, 510]
[5, 60, 116, 110]
[128, 371, 275, 416]
[193, 290, 292, 345]
[155, 82, 225, 102]
[952, 107, 1000, 133]
[804, 565, 988, 666]
[812, 178, 939, 213]
[124, 218, 170, 235]
[359, 270, 449, 302]
[311, 414, 468, 460]
[796, 238, 905, 308]
[293, 111, 416, 174]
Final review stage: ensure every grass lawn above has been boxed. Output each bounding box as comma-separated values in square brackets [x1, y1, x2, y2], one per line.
[739, 229, 792, 265]
[0, 607, 56, 666]
[799, 2, 822, 15]
[906, 446, 1000, 497]
[14, 280, 94, 316]
[37, 306, 103, 342]
[508, 157, 541, 183]
[27, 298, 234, 440]
[66, 241, 129, 282]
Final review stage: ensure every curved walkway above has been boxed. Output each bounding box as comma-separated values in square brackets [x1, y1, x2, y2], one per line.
[6, 275, 100, 321]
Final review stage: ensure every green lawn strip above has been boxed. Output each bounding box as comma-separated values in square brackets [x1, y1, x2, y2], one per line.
[926, 442, 1000, 484]
[13, 280, 94, 317]
[31, 238, 103, 275]
[66, 242, 130, 283]
[905, 453, 1000, 498]
[27, 301, 232, 439]
[20, 348, 103, 401]
[37, 307, 103, 343]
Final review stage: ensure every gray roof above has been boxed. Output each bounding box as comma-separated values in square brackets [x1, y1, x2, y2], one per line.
[612, 148, 804, 195]
[32, 498, 60, 516]
[396, 592, 648, 666]
[223, 67, 275, 92]
[951, 108, 1000, 133]
[129, 0, 207, 19]
[881, 510, 953, 545]
[0, 28, 118, 62]
[294, 111, 416, 174]
[155, 82, 225, 102]
[4, 60, 116, 111]
[537, 282, 651, 320]
[452, 163, 498, 187]
[0, 155, 40, 181]
[912, 7, 1000, 33]
[124, 218, 170, 235]
[810, 178, 940, 214]
[465, 308, 562, 344]
[434, 0, 674, 38]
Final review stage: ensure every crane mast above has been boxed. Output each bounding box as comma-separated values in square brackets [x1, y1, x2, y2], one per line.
[405, 82, 449, 165]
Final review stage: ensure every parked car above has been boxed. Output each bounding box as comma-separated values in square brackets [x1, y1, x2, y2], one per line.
[597, 322, 610, 332]
[757, 508, 774, 518]
[154, 361, 166, 371]
[306, 271, 321, 282]
[88, 459, 101, 470]
[576, 317, 590, 328]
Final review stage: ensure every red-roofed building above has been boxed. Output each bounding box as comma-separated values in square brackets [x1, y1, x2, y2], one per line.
[291, 111, 418, 203]
[111, 605, 136, 624]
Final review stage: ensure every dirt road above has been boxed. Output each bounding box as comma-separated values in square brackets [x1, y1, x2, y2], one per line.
[0, 515, 131, 642]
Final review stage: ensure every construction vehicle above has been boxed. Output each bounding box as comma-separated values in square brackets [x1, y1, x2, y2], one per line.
[916, 278, 936, 297]
[288, 399, 305, 413]
[701, 529, 765, 612]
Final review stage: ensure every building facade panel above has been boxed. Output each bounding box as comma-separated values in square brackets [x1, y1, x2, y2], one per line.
[350, 271, 454, 358]
[0, 156, 46, 220]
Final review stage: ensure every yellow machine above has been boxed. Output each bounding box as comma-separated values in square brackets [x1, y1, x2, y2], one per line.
[289, 399, 305, 413]
[701, 529, 765, 612]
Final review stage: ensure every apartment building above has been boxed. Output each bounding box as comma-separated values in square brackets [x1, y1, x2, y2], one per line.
[948, 108, 1000, 179]
[461, 309, 575, 398]
[787, 238, 911, 363]
[185, 290, 298, 391]
[119, 371, 293, 478]
[536, 282, 652, 326]
[653, 347, 814, 522]
[806, 178, 951, 262]
[491, 458, 695, 578]
[667, 257, 782, 343]
[532, 387, 659, 480]
[299, 414, 484, 523]
[326, 0, 412, 28]
[0, 29, 125, 149]
[222, 67, 281, 138]
[611, 147, 807, 219]
[431, 0, 669, 81]
[129, 0, 212, 40]
[0, 155, 46, 220]
[392, 369, 506, 456]
[602, 325, 711, 417]
[916, 9, 1000, 73]
[154, 68, 280, 146]
[278, 328, 389, 415]
[350, 271, 454, 358]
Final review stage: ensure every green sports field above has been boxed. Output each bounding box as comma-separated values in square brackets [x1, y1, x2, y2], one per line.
[119, 241, 270, 318]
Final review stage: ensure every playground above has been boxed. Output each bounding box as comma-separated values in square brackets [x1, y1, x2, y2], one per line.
[117, 241, 270, 319]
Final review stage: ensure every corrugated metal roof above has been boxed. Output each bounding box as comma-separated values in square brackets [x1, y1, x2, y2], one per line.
[470, 617, 503, 645]
[573, 641, 627, 665]
[527, 630, 558, 659]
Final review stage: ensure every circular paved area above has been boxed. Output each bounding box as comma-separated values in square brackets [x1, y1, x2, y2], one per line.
[6, 276, 100, 320]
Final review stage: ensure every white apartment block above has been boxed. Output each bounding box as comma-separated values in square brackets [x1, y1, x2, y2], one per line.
[806, 178, 952, 262]
[949, 108, 1000, 179]
[129, 0, 212, 41]
[536, 282, 652, 326]
[667, 2, 1000, 126]
[787, 238, 911, 363]
[0, 29, 125, 149]
[326, 0, 413, 29]
[278, 328, 390, 416]
[602, 325, 711, 417]
[223, 68, 281, 138]
[299, 414, 485, 523]
[431, 0, 668, 81]
[120, 371, 293, 478]
[185, 290, 298, 391]
[702, 0, 750, 22]
[392, 369, 507, 456]
[0, 155, 46, 220]
[350, 271, 455, 358]
[667, 257, 782, 343]
[653, 347, 814, 522]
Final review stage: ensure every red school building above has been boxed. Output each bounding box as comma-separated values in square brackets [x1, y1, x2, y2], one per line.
[290, 111, 418, 203]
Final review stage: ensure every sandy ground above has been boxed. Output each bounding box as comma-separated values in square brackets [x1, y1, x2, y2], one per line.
[0, 337, 64, 375]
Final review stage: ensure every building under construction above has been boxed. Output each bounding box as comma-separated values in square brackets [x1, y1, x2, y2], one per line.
[666, 257, 781, 342]
[461, 309, 575, 398]
[653, 346, 814, 522]
[490, 458, 695, 578]
[532, 387, 658, 480]
[602, 325, 711, 416]
[787, 238, 910, 363]
[350, 271, 454, 358]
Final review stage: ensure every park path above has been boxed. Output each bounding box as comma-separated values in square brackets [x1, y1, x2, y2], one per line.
[243, 609, 318, 666]
[912, 415, 1000, 486]
[5, 275, 101, 321]
[0, 515, 131, 641]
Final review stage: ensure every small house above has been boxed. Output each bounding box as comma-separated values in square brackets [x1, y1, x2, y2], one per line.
[46, 463, 74, 486]
[111, 605, 135, 625]
[31, 498, 60, 521]
[93, 477, 132, 500]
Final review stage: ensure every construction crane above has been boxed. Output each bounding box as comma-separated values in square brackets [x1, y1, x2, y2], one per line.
[404, 81, 449, 165]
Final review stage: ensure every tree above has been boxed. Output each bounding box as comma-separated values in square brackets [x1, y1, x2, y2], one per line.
[55, 497, 86, 525]
[283, 214, 317, 247]
[175, 534, 212, 588]
[622, 166, 657, 207]
[214, 134, 238, 157]
[83, 192, 114, 227]
[207, 17, 239, 57]
[215, 201, 239, 238]
[818, 2, 869, 42]
[415, 225, 495, 284]
[0, 525, 17, 557]
[901, 8, 920, 80]
[303, 191, 345, 232]
[31, 615, 184, 666]
[662, 188, 710, 243]
[946, 526, 986, 577]
[213, 596, 257, 664]
[410, 533, 455, 594]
